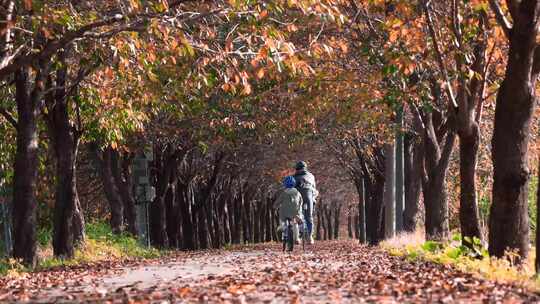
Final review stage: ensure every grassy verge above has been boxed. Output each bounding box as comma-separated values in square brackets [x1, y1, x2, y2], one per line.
[1, 221, 161, 276]
[381, 231, 540, 291]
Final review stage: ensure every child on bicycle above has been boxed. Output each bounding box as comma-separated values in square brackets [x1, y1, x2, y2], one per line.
[274, 176, 304, 244]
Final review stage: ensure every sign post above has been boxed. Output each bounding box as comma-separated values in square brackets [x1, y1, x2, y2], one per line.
[132, 146, 155, 247]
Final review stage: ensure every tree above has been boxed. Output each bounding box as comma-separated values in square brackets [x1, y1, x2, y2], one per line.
[412, 99, 455, 241]
[43, 49, 88, 257]
[488, 0, 540, 260]
[0, 0, 199, 265]
[371, 0, 496, 242]
[11, 65, 46, 266]
[422, 0, 489, 245]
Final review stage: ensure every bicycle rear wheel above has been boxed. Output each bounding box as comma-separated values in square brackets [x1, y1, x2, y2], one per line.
[286, 224, 294, 252]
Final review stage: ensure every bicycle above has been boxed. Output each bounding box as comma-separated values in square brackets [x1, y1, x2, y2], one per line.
[282, 217, 306, 252]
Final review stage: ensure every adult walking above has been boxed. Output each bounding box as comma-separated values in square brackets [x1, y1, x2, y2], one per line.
[293, 161, 318, 244]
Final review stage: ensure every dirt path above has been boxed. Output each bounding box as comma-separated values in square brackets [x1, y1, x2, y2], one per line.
[1, 240, 539, 303]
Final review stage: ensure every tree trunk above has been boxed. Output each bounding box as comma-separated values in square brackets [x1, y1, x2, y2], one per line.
[366, 177, 385, 245]
[165, 181, 179, 248]
[489, 2, 540, 260]
[51, 131, 78, 258]
[49, 101, 84, 257]
[458, 124, 483, 245]
[12, 67, 40, 266]
[270, 201, 277, 242]
[354, 214, 359, 239]
[383, 143, 396, 239]
[536, 152, 540, 273]
[264, 197, 272, 242]
[225, 200, 233, 244]
[205, 198, 215, 247]
[347, 212, 353, 239]
[111, 152, 137, 235]
[395, 107, 405, 232]
[241, 194, 248, 244]
[178, 183, 195, 249]
[418, 107, 455, 241]
[357, 145, 386, 246]
[72, 195, 85, 245]
[150, 144, 185, 248]
[249, 201, 255, 243]
[423, 172, 450, 240]
[254, 201, 263, 243]
[93, 145, 124, 234]
[325, 204, 333, 240]
[451, 15, 488, 247]
[233, 192, 242, 244]
[403, 134, 421, 232]
[334, 202, 341, 239]
[45, 50, 86, 258]
[320, 205, 328, 240]
[316, 206, 322, 240]
[197, 202, 209, 249]
[356, 177, 367, 243]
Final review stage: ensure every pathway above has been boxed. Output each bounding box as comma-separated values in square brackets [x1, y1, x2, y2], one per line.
[1, 241, 539, 303]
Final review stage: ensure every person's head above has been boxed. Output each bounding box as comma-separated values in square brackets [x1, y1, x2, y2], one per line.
[282, 176, 296, 189]
[295, 161, 307, 171]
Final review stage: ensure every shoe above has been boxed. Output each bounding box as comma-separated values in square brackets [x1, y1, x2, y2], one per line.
[308, 235, 314, 244]
[295, 239, 301, 245]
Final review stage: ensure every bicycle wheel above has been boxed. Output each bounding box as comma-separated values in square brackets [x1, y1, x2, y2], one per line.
[286, 223, 294, 252]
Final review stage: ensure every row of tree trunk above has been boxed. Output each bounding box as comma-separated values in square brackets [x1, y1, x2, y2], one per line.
[315, 200, 343, 240]
[95, 144, 281, 250]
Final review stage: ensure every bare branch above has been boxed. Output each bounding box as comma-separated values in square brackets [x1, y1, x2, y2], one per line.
[0, 106, 16, 127]
[488, 0, 512, 39]
[423, 1, 459, 109]
[451, 0, 463, 49]
[0, 0, 202, 81]
[436, 131, 456, 174]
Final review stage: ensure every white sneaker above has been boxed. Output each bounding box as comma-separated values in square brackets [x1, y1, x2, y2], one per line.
[308, 235, 314, 244]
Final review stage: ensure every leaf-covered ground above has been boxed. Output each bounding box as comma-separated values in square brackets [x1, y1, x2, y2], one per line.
[1, 240, 539, 303]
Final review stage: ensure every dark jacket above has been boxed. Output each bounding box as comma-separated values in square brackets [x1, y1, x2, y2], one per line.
[294, 169, 319, 203]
